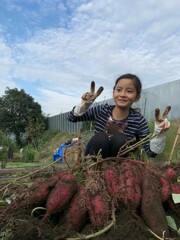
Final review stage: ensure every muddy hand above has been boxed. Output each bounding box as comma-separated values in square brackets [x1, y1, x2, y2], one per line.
[82, 81, 104, 103]
[154, 106, 171, 132]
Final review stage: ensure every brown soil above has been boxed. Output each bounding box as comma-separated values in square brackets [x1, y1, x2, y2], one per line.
[0, 163, 180, 240]
[0, 198, 179, 240]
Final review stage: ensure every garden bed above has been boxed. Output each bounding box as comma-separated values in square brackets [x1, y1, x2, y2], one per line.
[0, 157, 180, 240]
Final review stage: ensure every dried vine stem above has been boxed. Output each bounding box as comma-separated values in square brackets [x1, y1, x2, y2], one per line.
[0, 146, 80, 193]
[148, 229, 175, 240]
[169, 125, 180, 163]
[117, 133, 152, 157]
[31, 207, 46, 217]
[86, 134, 153, 170]
[0, 159, 58, 192]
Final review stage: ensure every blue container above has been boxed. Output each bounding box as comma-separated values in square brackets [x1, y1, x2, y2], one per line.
[53, 143, 73, 163]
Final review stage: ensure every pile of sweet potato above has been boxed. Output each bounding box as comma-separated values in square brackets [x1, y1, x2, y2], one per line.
[30, 160, 180, 239]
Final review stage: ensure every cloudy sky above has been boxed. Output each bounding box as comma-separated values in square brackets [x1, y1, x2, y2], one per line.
[0, 0, 180, 116]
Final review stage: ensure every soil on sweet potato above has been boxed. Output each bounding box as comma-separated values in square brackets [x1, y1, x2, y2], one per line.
[0, 163, 180, 240]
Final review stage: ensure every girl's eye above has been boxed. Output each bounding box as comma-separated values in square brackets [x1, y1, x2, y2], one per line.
[115, 88, 121, 92]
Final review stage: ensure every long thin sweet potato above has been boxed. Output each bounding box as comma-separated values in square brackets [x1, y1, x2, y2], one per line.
[63, 186, 88, 231]
[118, 162, 142, 215]
[43, 172, 77, 220]
[141, 172, 170, 238]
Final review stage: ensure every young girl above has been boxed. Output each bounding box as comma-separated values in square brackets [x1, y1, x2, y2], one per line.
[67, 73, 170, 159]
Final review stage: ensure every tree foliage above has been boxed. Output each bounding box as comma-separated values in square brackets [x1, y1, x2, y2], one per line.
[25, 117, 46, 150]
[0, 88, 47, 146]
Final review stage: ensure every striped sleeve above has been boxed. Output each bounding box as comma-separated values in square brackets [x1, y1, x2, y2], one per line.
[67, 104, 107, 123]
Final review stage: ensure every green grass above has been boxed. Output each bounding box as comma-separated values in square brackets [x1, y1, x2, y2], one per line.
[6, 161, 50, 168]
[2, 120, 180, 169]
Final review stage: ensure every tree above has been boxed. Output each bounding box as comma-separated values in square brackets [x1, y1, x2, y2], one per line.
[25, 117, 46, 150]
[0, 88, 47, 146]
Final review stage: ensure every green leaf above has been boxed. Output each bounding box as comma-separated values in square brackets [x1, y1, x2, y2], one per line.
[172, 193, 180, 204]
[166, 215, 178, 231]
[177, 176, 180, 182]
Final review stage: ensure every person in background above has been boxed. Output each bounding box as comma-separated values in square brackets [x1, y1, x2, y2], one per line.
[67, 73, 170, 159]
[7, 145, 13, 160]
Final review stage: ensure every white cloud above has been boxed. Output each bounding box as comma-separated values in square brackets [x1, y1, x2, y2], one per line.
[0, 37, 16, 95]
[35, 88, 79, 116]
[0, 0, 180, 115]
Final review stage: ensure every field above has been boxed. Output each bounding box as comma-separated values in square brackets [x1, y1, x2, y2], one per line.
[0, 121, 180, 240]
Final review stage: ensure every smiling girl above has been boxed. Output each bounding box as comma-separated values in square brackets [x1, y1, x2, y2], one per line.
[67, 73, 170, 159]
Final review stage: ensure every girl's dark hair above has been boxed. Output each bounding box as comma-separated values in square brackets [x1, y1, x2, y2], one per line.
[113, 73, 142, 95]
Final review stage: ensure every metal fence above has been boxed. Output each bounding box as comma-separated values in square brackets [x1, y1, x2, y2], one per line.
[48, 79, 180, 133]
[48, 112, 82, 133]
[136, 79, 180, 120]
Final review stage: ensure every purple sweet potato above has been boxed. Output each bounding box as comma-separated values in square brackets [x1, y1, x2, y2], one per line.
[119, 161, 142, 185]
[63, 186, 88, 231]
[85, 190, 110, 229]
[141, 173, 170, 238]
[159, 177, 171, 202]
[103, 166, 119, 199]
[118, 162, 142, 212]
[159, 167, 178, 202]
[31, 174, 61, 205]
[171, 182, 180, 193]
[43, 172, 77, 220]
[166, 167, 177, 181]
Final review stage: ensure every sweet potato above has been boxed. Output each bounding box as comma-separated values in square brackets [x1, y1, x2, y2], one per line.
[159, 177, 171, 202]
[30, 174, 60, 205]
[43, 172, 77, 220]
[63, 186, 88, 231]
[159, 167, 178, 202]
[141, 173, 170, 238]
[171, 182, 180, 194]
[85, 190, 110, 229]
[166, 167, 177, 182]
[103, 166, 119, 199]
[118, 162, 142, 213]
[119, 162, 142, 184]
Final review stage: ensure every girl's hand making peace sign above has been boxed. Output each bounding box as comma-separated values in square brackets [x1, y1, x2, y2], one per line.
[154, 106, 171, 136]
[150, 106, 171, 154]
[74, 81, 104, 116]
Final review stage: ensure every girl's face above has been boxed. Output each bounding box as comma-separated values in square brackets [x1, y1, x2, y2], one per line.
[113, 78, 140, 109]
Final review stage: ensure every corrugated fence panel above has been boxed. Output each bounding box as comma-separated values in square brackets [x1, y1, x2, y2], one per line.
[137, 79, 180, 120]
[48, 79, 180, 133]
[48, 113, 82, 133]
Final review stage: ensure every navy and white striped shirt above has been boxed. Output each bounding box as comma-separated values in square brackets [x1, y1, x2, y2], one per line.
[67, 103, 156, 158]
